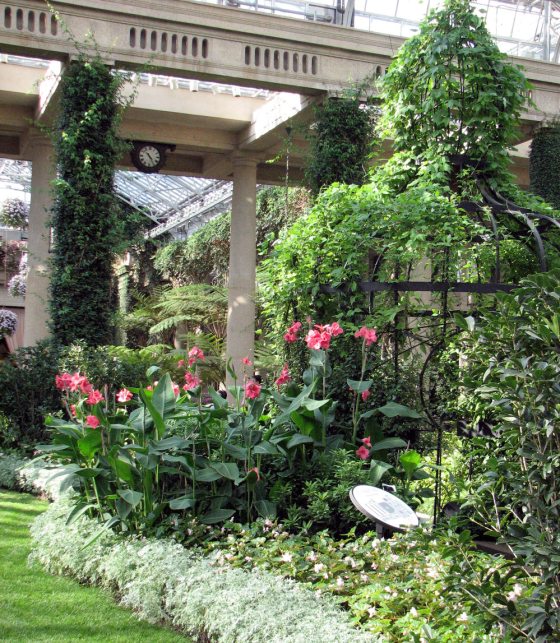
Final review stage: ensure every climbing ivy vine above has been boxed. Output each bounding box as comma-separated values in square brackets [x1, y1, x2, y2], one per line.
[50, 56, 132, 346]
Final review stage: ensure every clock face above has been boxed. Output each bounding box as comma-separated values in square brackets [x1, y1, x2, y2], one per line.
[132, 143, 166, 173]
[138, 145, 161, 168]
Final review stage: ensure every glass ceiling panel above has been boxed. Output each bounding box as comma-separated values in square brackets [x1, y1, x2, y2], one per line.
[0, 160, 232, 239]
[196, 0, 560, 62]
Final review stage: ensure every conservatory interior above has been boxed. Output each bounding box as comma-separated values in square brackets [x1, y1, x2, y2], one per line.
[0, 1, 559, 641]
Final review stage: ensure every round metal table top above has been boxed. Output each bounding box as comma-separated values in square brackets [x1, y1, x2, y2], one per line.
[350, 485, 419, 531]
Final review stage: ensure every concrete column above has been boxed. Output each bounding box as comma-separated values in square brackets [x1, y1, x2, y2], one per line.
[23, 136, 55, 346]
[226, 155, 258, 386]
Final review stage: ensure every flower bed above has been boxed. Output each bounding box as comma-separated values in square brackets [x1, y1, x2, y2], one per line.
[29, 500, 373, 643]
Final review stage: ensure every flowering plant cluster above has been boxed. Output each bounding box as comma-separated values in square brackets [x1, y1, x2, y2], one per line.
[40, 323, 421, 535]
[0, 308, 18, 336]
[7, 273, 26, 298]
[202, 519, 517, 642]
[0, 197, 29, 229]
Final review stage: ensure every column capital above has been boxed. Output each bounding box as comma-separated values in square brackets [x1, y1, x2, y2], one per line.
[231, 151, 260, 168]
[21, 128, 53, 158]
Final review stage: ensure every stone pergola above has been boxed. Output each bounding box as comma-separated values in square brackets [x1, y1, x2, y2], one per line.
[0, 0, 559, 379]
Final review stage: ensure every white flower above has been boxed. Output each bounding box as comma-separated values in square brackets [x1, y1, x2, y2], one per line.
[506, 583, 523, 602]
[280, 552, 293, 563]
[336, 577, 345, 588]
[307, 550, 318, 562]
[367, 606, 377, 617]
[344, 556, 357, 568]
[410, 607, 418, 617]
[457, 612, 469, 622]
[360, 573, 369, 583]
[314, 563, 325, 573]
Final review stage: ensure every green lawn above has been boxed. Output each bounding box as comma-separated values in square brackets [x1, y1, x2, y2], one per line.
[0, 490, 189, 642]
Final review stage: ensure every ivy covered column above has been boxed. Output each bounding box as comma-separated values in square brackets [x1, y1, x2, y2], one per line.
[23, 134, 55, 346]
[226, 155, 258, 385]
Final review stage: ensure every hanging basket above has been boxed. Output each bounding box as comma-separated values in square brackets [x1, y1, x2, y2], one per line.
[0, 309, 18, 336]
[0, 198, 29, 229]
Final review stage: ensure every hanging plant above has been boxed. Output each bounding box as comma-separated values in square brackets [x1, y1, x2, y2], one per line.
[8, 273, 26, 298]
[0, 309, 18, 336]
[0, 198, 29, 229]
[529, 123, 560, 209]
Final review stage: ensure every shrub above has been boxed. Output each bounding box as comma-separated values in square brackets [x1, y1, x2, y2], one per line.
[459, 270, 560, 639]
[0, 452, 67, 499]
[7, 273, 26, 298]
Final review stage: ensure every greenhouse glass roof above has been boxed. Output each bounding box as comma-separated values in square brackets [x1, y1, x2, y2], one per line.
[0, 159, 231, 240]
[198, 0, 560, 62]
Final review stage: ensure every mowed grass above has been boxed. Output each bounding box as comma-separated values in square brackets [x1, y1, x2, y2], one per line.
[0, 490, 189, 642]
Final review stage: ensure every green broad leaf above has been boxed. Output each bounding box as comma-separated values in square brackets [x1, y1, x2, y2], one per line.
[152, 436, 191, 451]
[303, 399, 330, 411]
[255, 499, 277, 519]
[117, 489, 144, 508]
[152, 373, 177, 416]
[74, 467, 102, 479]
[286, 434, 315, 450]
[139, 389, 166, 440]
[169, 496, 196, 510]
[116, 498, 132, 521]
[376, 402, 423, 418]
[110, 457, 136, 484]
[195, 467, 222, 482]
[253, 441, 279, 455]
[400, 450, 422, 479]
[65, 502, 95, 526]
[370, 437, 408, 452]
[290, 411, 316, 435]
[347, 379, 373, 393]
[209, 462, 241, 481]
[77, 431, 102, 459]
[223, 443, 248, 459]
[368, 460, 393, 486]
[200, 508, 236, 524]
[146, 365, 160, 379]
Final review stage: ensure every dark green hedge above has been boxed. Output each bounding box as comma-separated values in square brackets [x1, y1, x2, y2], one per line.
[529, 125, 560, 209]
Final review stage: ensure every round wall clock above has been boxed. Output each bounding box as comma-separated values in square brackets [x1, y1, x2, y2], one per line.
[131, 142, 167, 173]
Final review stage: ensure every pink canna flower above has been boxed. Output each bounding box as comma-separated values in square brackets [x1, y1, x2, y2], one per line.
[188, 346, 205, 366]
[69, 372, 91, 394]
[86, 415, 100, 428]
[305, 328, 331, 350]
[361, 389, 371, 402]
[146, 385, 153, 392]
[356, 445, 370, 460]
[70, 404, 77, 417]
[172, 382, 180, 397]
[283, 321, 302, 343]
[116, 388, 133, 403]
[242, 357, 253, 366]
[275, 364, 291, 388]
[183, 371, 201, 390]
[55, 372, 73, 391]
[326, 322, 344, 336]
[361, 436, 372, 447]
[354, 326, 378, 347]
[245, 379, 261, 400]
[177, 359, 185, 368]
[86, 389, 104, 405]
